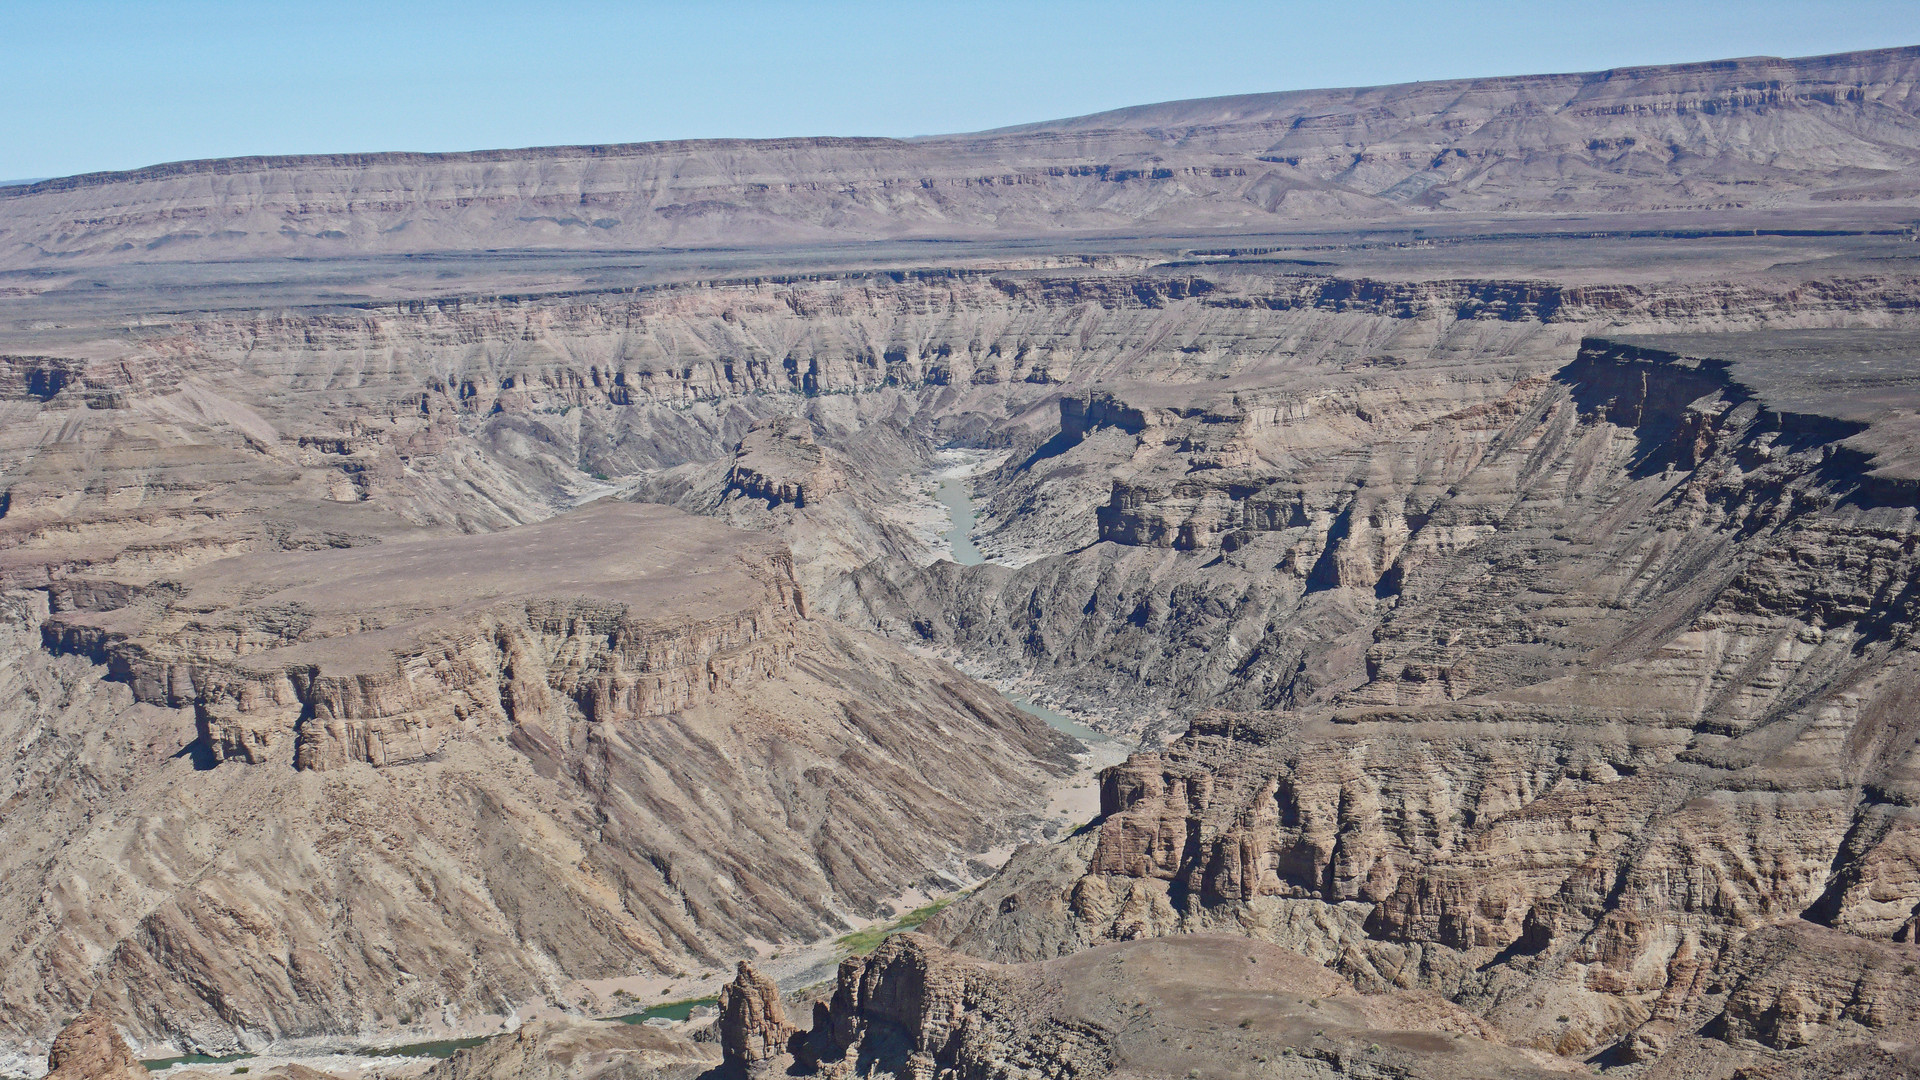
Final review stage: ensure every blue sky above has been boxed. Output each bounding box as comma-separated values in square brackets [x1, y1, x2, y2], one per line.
[1, 0, 1914, 181]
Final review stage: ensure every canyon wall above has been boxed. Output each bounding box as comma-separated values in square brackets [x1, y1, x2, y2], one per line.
[4, 174, 1920, 1077]
[0, 497, 1077, 1051]
[924, 327, 1920, 1074]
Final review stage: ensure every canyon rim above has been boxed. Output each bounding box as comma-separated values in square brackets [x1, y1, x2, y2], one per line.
[6, 39, 1920, 1080]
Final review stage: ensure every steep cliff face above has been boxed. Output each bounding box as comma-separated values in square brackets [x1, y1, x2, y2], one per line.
[781, 932, 1571, 1079]
[717, 961, 793, 1070]
[7, 38, 1920, 1080]
[0, 499, 1076, 1054]
[926, 330, 1920, 1070]
[841, 283, 1920, 728]
[5, 204, 1920, 1079]
[3, 47, 1917, 267]
[37, 502, 806, 771]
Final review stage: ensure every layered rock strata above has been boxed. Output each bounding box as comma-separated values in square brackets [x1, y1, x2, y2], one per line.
[38, 500, 807, 771]
[850, 320, 1920, 726]
[2, 47, 1918, 266]
[5, 214, 1920, 1080]
[0, 499, 1076, 1054]
[921, 329, 1920, 1071]
[717, 962, 793, 1071]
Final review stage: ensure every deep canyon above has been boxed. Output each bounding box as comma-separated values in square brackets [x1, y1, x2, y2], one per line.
[7, 42, 1920, 1080]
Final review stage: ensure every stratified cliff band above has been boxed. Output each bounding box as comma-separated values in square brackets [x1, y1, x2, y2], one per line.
[5, 41, 1920, 1080]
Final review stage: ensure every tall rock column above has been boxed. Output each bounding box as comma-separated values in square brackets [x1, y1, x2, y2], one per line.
[717, 961, 793, 1071]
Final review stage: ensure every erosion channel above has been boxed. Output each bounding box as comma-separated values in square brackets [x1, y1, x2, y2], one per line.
[8, 41, 1920, 1080]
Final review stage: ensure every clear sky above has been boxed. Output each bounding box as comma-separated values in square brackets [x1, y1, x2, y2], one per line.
[1, 0, 1914, 182]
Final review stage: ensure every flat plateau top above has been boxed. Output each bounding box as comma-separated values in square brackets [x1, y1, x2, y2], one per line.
[51, 500, 794, 676]
[1595, 329, 1920, 485]
[179, 499, 784, 620]
[1596, 330, 1920, 421]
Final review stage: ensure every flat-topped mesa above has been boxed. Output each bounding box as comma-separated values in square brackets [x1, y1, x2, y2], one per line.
[5, 46, 1919, 267]
[724, 417, 848, 509]
[40, 501, 807, 770]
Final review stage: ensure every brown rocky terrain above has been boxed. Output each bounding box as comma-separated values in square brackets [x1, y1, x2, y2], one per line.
[716, 931, 1580, 1079]
[920, 327, 1920, 1074]
[41, 1014, 146, 1080]
[0, 495, 1077, 1053]
[5, 41, 1920, 1080]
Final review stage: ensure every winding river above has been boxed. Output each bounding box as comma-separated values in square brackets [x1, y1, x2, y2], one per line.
[144, 473, 1104, 1074]
[935, 475, 986, 566]
[934, 469, 1106, 746]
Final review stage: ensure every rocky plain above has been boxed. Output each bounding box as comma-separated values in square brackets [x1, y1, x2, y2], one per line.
[5, 42, 1920, 1080]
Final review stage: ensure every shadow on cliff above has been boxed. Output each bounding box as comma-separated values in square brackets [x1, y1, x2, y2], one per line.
[171, 740, 217, 771]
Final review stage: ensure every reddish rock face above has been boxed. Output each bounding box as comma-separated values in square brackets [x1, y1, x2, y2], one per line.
[45, 1012, 145, 1080]
[717, 961, 793, 1068]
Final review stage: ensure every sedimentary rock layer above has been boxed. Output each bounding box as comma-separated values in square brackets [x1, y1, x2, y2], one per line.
[0, 498, 1076, 1053]
[2, 47, 1918, 266]
[788, 932, 1573, 1079]
[39, 501, 807, 770]
[923, 329, 1920, 1072]
[5, 187, 1920, 1080]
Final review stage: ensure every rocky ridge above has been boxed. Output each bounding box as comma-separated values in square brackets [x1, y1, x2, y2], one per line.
[720, 931, 1578, 1079]
[917, 328, 1920, 1073]
[2, 48, 1919, 266]
[5, 47, 1920, 1078]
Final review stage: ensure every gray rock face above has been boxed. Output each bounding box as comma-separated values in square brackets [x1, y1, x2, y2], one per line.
[2, 48, 1918, 267]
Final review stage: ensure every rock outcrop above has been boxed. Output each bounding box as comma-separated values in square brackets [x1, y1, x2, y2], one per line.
[716, 962, 793, 1070]
[724, 418, 847, 510]
[787, 933, 1572, 1079]
[43, 1013, 145, 1080]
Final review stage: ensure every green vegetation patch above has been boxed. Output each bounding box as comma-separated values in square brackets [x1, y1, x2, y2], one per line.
[611, 996, 718, 1025]
[836, 895, 959, 956]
